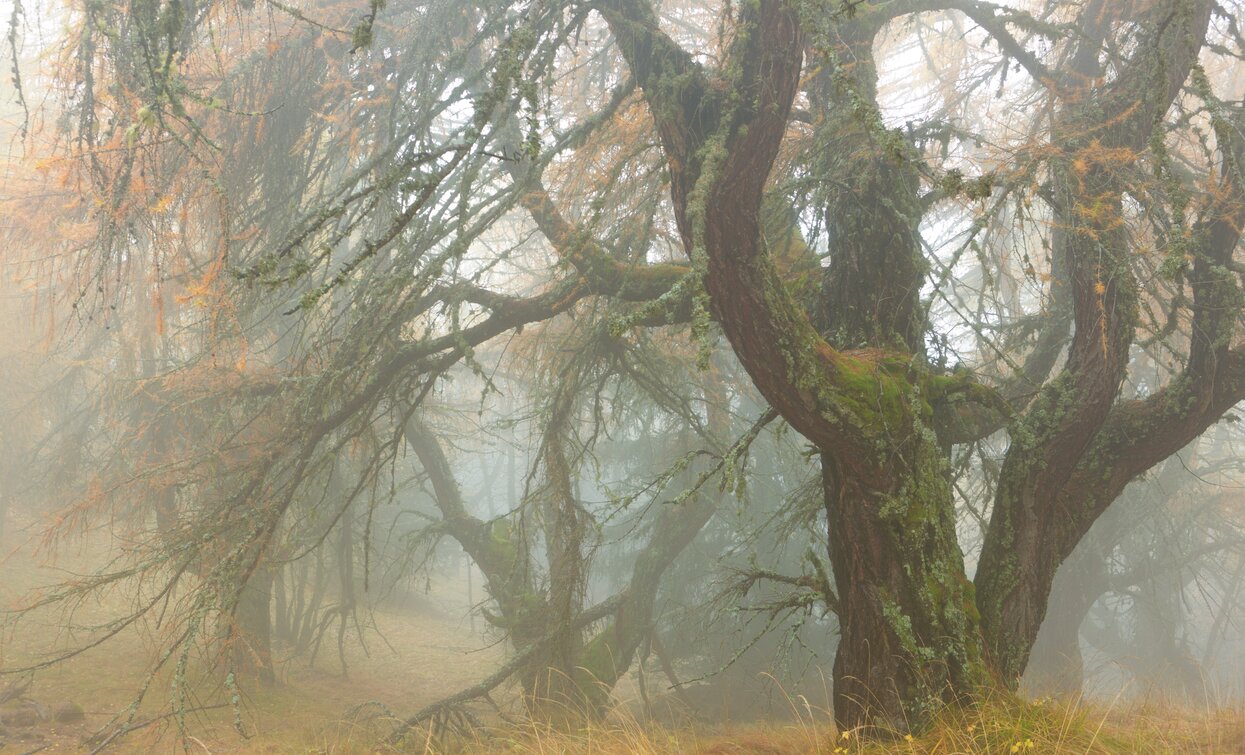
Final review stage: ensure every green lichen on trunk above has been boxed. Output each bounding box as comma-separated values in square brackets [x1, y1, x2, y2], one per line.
[605, 0, 997, 731]
[824, 382, 986, 732]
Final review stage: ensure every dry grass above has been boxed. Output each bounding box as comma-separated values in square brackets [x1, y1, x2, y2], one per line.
[4, 526, 1245, 753]
[418, 694, 1245, 755]
[0, 521, 501, 753]
[6, 620, 1245, 755]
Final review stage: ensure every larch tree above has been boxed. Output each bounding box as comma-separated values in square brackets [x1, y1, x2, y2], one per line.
[6, 0, 1245, 740]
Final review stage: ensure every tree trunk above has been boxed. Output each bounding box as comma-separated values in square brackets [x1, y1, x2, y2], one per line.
[803, 26, 982, 728]
[528, 389, 592, 722]
[272, 566, 290, 643]
[822, 437, 984, 732]
[1020, 544, 1107, 699]
[233, 564, 276, 685]
[975, 0, 1214, 685]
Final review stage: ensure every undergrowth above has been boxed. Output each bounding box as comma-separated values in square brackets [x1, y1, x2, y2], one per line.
[329, 690, 1245, 754]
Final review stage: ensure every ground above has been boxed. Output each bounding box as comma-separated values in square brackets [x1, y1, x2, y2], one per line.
[2, 517, 1245, 753]
[0, 515, 505, 753]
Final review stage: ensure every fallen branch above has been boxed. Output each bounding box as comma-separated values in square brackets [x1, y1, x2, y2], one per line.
[388, 592, 624, 742]
[84, 704, 230, 755]
[0, 674, 32, 705]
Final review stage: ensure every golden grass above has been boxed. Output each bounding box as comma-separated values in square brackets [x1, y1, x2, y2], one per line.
[5, 528, 1245, 753]
[413, 694, 1245, 755]
[7, 622, 1245, 754]
[1, 523, 501, 753]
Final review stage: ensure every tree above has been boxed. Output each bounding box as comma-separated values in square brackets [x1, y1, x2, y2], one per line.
[8, 0, 1245, 739]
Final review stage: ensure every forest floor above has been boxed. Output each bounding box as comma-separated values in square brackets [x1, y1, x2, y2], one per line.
[2, 519, 1244, 753]
[430, 699, 1245, 754]
[0, 516, 508, 753]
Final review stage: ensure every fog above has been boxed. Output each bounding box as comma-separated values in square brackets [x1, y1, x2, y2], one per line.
[1, 0, 1245, 751]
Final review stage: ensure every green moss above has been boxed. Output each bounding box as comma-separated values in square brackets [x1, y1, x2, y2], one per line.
[487, 518, 520, 566]
[574, 630, 617, 685]
[823, 352, 917, 436]
[566, 629, 618, 713]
